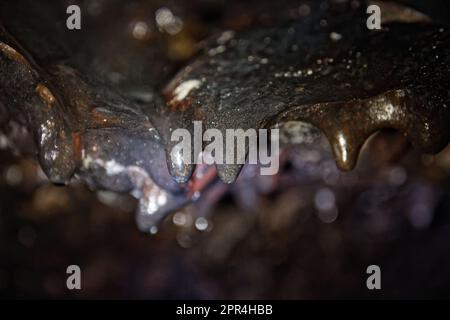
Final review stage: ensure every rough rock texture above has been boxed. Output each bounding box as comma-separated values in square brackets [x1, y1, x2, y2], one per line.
[0, 0, 449, 231]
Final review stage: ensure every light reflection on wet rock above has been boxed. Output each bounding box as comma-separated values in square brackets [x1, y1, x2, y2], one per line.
[0, 0, 449, 232]
[162, 8, 450, 183]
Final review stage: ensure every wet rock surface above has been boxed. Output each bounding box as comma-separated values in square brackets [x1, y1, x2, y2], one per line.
[1, 132, 450, 298]
[0, 0, 449, 231]
[0, 0, 450, 299]
[163, 7, 450, 182]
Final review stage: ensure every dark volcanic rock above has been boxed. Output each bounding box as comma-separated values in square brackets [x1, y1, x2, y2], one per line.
[0, 0, 449, 230]
[162, 2, 450, 182]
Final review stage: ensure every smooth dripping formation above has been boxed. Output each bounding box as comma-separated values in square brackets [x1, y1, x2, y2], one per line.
[0, 0, 449, 231]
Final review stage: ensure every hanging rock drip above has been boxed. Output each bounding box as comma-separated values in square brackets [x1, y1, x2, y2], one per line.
[0, 0, 449, 231]
[0, 18, 190, 231]
[162, 5, 450, 181]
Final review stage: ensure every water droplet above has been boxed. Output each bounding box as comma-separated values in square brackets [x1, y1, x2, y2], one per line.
[314, 188, 336, 212]
[329, 32, 342, 41]
[195, 217, 209, 231]
[149, 226, 158, 234]
[5, 165, 23, 186]
[131, 21, 150, 40]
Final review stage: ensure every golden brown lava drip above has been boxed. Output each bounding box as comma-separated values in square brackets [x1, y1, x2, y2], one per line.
[0, 0, 449, 231]
[160, 11, 450, 182]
